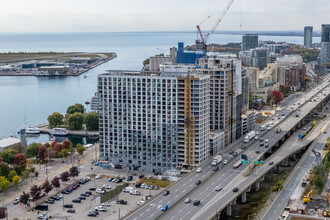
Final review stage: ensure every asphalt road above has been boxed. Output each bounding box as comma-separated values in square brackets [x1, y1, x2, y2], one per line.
[263, 123, 330, 220]
[125, 77, 330, 220]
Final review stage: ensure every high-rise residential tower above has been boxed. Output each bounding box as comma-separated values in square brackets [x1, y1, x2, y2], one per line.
[242, 34, 258, 51]
[98, 71, 210, 172]
[320, 24, 330, 74]
[304, 26, 313, 49]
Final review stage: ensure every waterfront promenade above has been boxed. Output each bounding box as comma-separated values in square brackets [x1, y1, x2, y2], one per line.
[38, 124, 99, 137]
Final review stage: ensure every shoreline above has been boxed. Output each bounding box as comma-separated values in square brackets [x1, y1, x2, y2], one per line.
[0, 53, 117, 77]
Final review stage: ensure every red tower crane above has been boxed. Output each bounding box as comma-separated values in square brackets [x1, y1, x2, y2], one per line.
[196, 0, 235, 56]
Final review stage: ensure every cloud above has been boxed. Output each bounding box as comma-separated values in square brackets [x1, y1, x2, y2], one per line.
[0, 0, 329, 32]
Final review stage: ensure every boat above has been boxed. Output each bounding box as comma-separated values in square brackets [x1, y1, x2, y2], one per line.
[49, 135, 56, 141]
[25, 127, 41, 134]
[50, 128, 68, 136]
[83, 75, 87, 78]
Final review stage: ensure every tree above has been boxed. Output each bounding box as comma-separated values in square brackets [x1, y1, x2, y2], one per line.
[62, 140, 72, 149]
[66, 103, 84, 114]
[27, 159, 34, 168]
[60, 171, 70, 182]
[249, 91, 254, 109]
[14, 165, 22, 176]
[38, 145, 47, 161]
[76, 144, 85, 156]
[14, 153, 27, 169]
[51, 176, 60, 189]
[0, 207, 7, 219]
[30, 185, 41, 201]
[0, 156, 2, 162]
[8, 170, 18, 182]
[20, 191, 30, 206]
[0, 148, 18, 164]
[26, 142, 41, 158]
[271, 91, 283, 104]
[42, 179, 52, 194]
[85, 112, 99, 131]
[67, 112, 84, 130]
[35, 171, 39, 178]
[58, 149, 69, 159]
[47, 112, 64, 128]
[69, 166, 79, 178]
[21, 170, 30, 180]
[12, 175, 20, 187]
[0, 177, 10, 194]
[313, 175, 324, 192]
[0, 162, 10, 177]
[53, 143, 64, 154]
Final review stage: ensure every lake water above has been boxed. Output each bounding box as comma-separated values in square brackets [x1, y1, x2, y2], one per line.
[0, 32, 321, 143]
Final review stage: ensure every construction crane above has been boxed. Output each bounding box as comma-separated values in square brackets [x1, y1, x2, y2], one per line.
[303, 190, 313, 204]
[195, 0, 235, 56]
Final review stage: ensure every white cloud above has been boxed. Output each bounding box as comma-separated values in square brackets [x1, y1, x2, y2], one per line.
[0, 0, 329, 32]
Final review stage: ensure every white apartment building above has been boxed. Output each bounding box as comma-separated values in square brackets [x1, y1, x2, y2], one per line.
[98, 71, 210, 173]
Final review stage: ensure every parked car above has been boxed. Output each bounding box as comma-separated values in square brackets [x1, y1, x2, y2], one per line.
[137, 200, 145, 205]
[89, 187, 96, 191]
[13, 198, 20, 205]
[72, 199, 81, 203]
[51, 195, 62, 200]
[95, 206, 107, 212]
[196, 168, 202, 173]
[78, 196, 86, 200]
[185, 198, 191, 203]
[63, 204, 73, 208]
[67, 209, 75, 213]
[87, 211, 97, 217]
[126, 176, 133, 181]
[61, 190, 70, 194]
[96, 189, 106, 194]
[135, 183, 142, 188]
[102, 184, 111, 189]
[81, 193, 88, 197]
[140, 183, 145, 188]
[85, 191, 92, 195]
[193, 200, 200, 206]
[154, 186, 160, 190]
[101, 202, 111, 207]
[45, 199, 55, 204]
[130, 190, 141, 195]
[116, 200, 127, 205]
[163, 190, 170, 196]
[95, 174, 102, 179]
[144, 184, 149, 189]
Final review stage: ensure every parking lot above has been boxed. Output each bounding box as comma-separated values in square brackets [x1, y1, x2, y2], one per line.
[33, 175, 162, 220]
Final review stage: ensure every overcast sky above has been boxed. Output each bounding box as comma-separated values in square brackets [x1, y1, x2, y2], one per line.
[0, 0, 329, 32]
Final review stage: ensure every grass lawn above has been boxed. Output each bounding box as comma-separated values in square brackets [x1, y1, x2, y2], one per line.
[140, 178, 171, 188]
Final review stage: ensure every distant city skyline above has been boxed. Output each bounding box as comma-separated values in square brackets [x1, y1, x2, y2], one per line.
[0, 0, 329, 32]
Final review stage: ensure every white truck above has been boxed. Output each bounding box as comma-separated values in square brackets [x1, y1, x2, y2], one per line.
[244, 131, 256, 143]
[211, 155, 223, 166]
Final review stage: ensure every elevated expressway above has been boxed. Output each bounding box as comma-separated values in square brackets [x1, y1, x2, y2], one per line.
[124, 76, 330, 220]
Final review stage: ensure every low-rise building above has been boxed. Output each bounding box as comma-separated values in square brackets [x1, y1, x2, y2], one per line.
[0, 137, 21, 152]
[209, 131, 225, 156]
[38, 66, 68, 75]
[241, 111, 256, 135]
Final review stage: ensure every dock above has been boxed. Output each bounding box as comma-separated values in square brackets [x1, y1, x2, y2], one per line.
[38, 124, 99, 137]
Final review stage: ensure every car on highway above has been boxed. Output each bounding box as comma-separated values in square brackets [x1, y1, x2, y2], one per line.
[233, 152, 237, 157]
[265, 139, 269, 143]
[193, 200, 201, 206]
[260, 142, 264, 147]
[67, 209, 75, 213]
[259, 138, 264, 142]
[163, 190, 170, 196]
[13, 198, 20, 205]
[256, 150, 260, 154]
[195, 180, 201, 185]
[269, 161, 274, 165]
[265, 143, 269, 148]
[196, 168, 203, 173]
[161, 205, 168, 211]
[223, 159, 228, 164]
[254, 136, 259, 140]
[185, 198, 191, 203]
[63, 204, 73, 208]
[213, 166, 219, 171]
[215, 186, 222, 191]
[233, 187, 239, 192]
[229, 150, 234, 154]
[241, 145, 246, 149]
[256, 131, 259, 135]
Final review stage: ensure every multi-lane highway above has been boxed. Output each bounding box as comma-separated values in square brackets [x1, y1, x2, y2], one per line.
[262, 120, 330, 220]
[125, 76, 330, 220]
